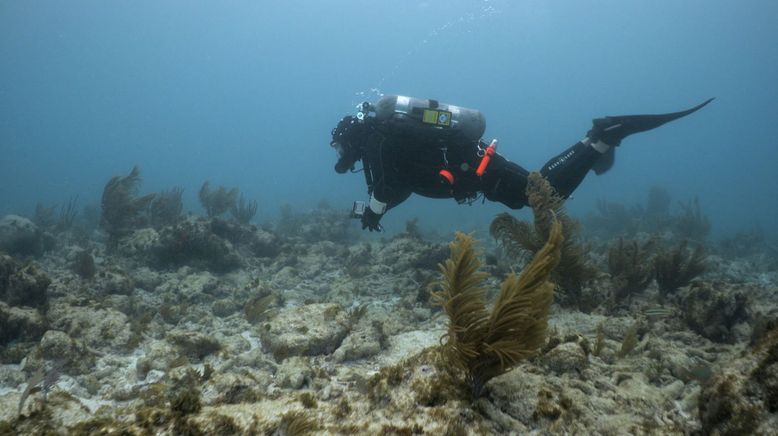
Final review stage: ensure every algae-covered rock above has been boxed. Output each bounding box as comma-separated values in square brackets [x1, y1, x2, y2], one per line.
[209, 217, 281, 258]
[94, 268, 135, 295]
[168, 330, 222, 360]
[276, 356, 314, 389]
[117, 227, 160, 258]
[0, 255, 50, 308]
[201, 371, 269, 405]
[0, 302, 47, 362]
[0, 302, 47, 346]
[152, 217, 243, 272]
[38, 330, 93, 373]
[258, 303, 349, 360]
[542, 341, 589, 375]
[47, 305, 131, 351]
[332, 319, 383, 362]
[140, 339, 178, 373]
[682, 281, 750, 343]
[698, 327, 778, 435]
[376, 236, 448, 273]
[0, 215, 43, 256]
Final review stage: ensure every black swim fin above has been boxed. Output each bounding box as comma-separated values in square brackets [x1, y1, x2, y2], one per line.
[595, 97, 715, 141]
[590, 98, 714, 174]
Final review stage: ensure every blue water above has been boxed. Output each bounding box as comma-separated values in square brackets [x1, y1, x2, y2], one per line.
[2, 0, 777, 239]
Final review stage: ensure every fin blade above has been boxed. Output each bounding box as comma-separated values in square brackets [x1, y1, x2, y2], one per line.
[608, 98, 715, 136]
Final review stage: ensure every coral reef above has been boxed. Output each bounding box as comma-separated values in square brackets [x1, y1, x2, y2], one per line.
[434, 215, 562, 397]
[1, 169, 776, 434]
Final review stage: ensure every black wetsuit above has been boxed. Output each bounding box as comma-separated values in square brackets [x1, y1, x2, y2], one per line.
[361, 120, 602, 213]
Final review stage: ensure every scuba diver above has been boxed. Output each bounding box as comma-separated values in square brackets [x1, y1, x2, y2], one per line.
[331, 95, 713, 232]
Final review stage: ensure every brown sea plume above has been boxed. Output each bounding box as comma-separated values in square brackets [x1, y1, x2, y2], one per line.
[434, 215, 563, 397]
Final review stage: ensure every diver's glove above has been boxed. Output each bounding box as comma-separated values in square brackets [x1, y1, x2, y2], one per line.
[361, 208, 383, 232]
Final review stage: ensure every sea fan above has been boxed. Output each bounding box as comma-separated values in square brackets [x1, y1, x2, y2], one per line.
[434, 216, 563, 397]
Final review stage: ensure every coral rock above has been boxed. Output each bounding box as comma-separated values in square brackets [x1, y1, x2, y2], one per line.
[0, 215, 42, 256]
[542, 342, 589, 375]
[34, 329, 96, 375]
[276, 356, 313, 389]
[117, 228, 160, 258]
[0, 302, 47, 345]
[152, 217, 243, 272]
[0, 302, 47, 362]
[94, 269, 135, 295]
[699, 327, 778, 435]
[258, 303, 349, 360]
[333, 321, 383, 362]
[0, 254, 50, 308]
[168, 330, 222, 360]
[47, 305, 131, 351]
[682, 281, 750, 343]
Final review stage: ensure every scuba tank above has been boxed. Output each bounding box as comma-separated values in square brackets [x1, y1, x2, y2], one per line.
[372, 95, 486, 142]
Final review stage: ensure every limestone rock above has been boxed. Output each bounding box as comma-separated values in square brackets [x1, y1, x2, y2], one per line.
[258, 303, 349, 360]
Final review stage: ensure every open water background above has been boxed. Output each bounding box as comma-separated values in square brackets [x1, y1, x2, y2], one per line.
[2, 0, 776, 239]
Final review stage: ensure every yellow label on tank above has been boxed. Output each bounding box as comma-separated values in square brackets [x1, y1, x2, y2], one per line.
[423, 109, 452, 126]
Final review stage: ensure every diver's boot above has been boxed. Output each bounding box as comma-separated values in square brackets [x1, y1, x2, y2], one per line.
[586, 98, 715, 174]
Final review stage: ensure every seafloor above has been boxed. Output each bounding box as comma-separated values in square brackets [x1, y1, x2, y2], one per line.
[1, 189, 777, 435]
